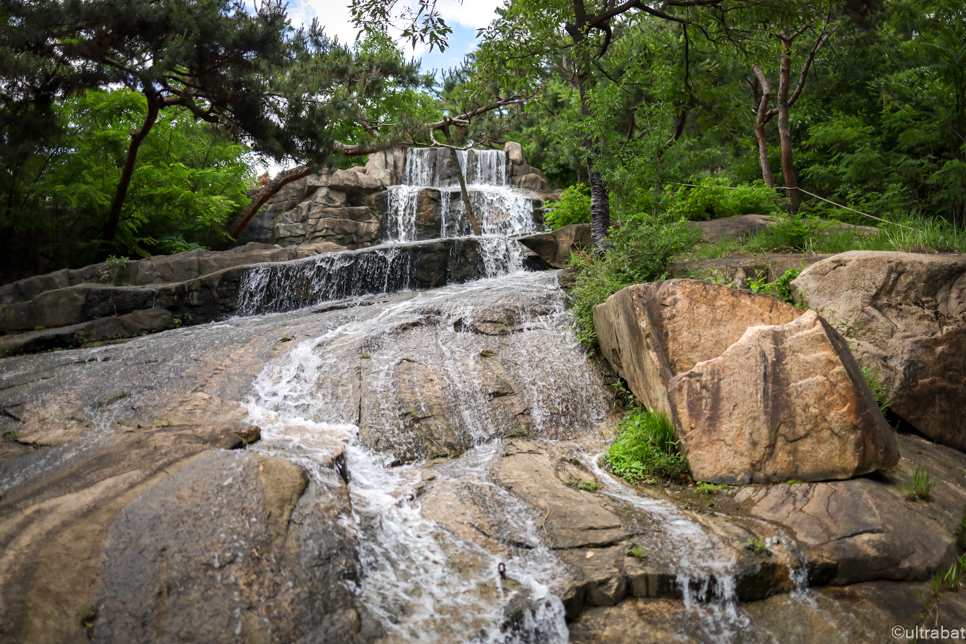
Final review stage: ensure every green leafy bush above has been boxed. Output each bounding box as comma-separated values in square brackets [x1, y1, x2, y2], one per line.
[664, 176, 782, 221]
[544, 183, 591, 229]
[567, 218, 699, 346]
[603, 406, 690, 483]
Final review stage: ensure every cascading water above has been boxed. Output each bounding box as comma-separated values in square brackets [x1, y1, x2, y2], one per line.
[222, 148, 808, 643]
[384, 148, 538, 242]
[236, 237, 526, 317]
[244, 272, 608, 643]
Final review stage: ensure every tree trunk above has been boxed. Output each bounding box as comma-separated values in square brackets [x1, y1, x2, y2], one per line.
[103, 86, 160, 245]
[752, 65, 776, 187]
[587, 158, 610, 248]
[574, 71, 610, 249]
[219, 164, 315, 248]
[776, 42, 800, 213]
[449, 147, 482, 236]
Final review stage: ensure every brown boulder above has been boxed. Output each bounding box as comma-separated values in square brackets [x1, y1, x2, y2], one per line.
[594, 280, 899, 483]
[594, 280, 803, 418]
[791, 251, 966, 452]
[669, 310, 899, 483]
[517, 223, 592, 267]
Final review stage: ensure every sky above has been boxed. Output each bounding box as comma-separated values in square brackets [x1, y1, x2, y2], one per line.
[288, 0, 503, 76]
[252, 0, 501, 176]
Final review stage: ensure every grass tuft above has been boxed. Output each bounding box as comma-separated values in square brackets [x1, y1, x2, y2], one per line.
[603, 406, 689, 483]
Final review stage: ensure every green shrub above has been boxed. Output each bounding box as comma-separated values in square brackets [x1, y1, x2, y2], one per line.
[603, 407, 690, 483]
[665, 176, 781, 221]
[567, 218, 699, 346]
[101, 255, 129, 286]
[544, 183, 591, 229]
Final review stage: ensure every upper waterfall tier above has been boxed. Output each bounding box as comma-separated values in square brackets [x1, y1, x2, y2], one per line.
[384, 148, 541, 243]
[403, 147, 508, 188]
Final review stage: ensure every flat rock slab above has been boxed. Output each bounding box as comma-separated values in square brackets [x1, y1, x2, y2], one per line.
[735, 476, 956, 585]
[0, 423, 256, 643]
[94, 450, 371, 644]
[685, 214, 776, 244]
[792, 250, 966, 453]
[671, 253, 833, 288]
[496, 440, 630, 549]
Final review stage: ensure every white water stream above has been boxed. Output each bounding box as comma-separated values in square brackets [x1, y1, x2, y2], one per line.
[243, 271, 594, 643]
[228, 149, 812, 643]
[385, 148, 537, 242]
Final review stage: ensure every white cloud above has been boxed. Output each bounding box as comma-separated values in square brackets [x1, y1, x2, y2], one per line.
[289, 0, 503, 51]
[434, 0, 503, 30]
[289, 0, 361, 46]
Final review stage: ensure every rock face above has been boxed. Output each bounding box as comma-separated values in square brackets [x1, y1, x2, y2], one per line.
[272, 203, 381, 248]
[505, 141, 551, 192]
[670, 310, 899, 483]
[517, 223, 592, 267]
[594, 279, 899, 483]
[791, 251, 966, 453]
[95, 450, 372, 644]
[0, 242, 337, 306]
[270, 169, 387, 249]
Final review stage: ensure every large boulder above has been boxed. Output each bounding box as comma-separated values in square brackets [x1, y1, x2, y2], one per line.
[517, 223, 592, 267]
[791, 251, 966, 452]
[669, 310, 899, 483]
[504, 141, 526, 166]
[594, 279, 899, 483]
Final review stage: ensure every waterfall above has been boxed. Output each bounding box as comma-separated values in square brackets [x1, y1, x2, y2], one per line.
[384, 148, 538, 242]
[245, 271, 609, 643]
[236, 237, 526, 317]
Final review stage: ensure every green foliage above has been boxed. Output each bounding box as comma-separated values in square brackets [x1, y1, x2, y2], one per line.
[567, 478, 600, 493]
[77, 605, 97, 636]
[603, 407, 690, 483]
[665, 177, 782, 221]
[695, 481, 728, 495]
[626, 544, 646, 560]
[735, 267, 803, 307]
[544, 184, 591, 230]
[932, 554, 966, 595]
[567, 218, 699, 347]
[861, 366, 897, 414]
[0, 89, 252, 276]
[745, 537, 770, 556]
[101, 256, 130, 287]
[904, 463, 935, 501]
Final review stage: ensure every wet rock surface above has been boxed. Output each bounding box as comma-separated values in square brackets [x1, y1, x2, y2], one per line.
[1, 260, 964, 643]
[792, 250, 966, 453]
[0, 242, 337, 306]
